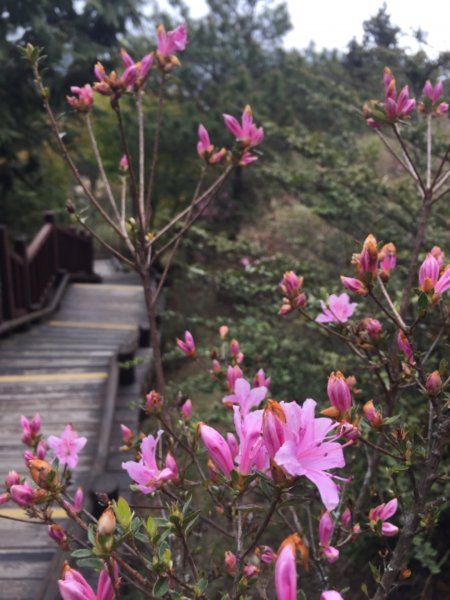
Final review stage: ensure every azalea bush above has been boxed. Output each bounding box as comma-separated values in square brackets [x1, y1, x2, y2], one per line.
[1, 32, 450, 600]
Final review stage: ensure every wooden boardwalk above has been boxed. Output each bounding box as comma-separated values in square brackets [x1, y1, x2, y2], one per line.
[0, 262, 151, 599]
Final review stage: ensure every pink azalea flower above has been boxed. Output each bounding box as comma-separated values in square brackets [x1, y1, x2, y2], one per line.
[315, 293, 357, 324]
[119, 48, 153, 89]
[120, 424, 133, 447]
[274, 399, 345, 510]
[232, 406, 268, 475]
[157, 24, 188, 57]
[223, 105, 264, 148]
[253, 368, 271, 389]
[229, 339, 244, 364]
[66, 84, 94, 112]
[226, 365, 243, 390]
[222, 377, 267, 417]
[364, 67, 415, 127]
[378, 242, 397, 280]
[319, 512, 340, 563]
[176, 330, 196, 357]
[47, 425, 87, 470]
[396, 330, 415, 364]
[5, 470, 21, 489]
[262, 400, 286, 459]
[275, 535, 298, 600]
[58, 562, 118, 600]
[122, 430, 175, 494]
[0, 493, 9, 505]
[369, 498, 399, 537]
[180, 399, 192, 420]
[119, 154, 129, 171]
[224, 551, 237, 576]
[63, 487, 84, 514]
[196, 124, 226, 164]
[419, 253, 440, 291]
[259, 545, 276, 564]
[420, 80, 449, 116]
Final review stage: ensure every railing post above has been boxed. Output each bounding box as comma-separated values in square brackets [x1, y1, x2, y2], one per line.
[14, 236, 32, 311]
[44, 211, 59, 273]
[0, 226, 15, 321]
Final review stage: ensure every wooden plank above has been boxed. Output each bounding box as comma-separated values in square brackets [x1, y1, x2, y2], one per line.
[48, 320, 137, 331]
[0, 372, 108, 383]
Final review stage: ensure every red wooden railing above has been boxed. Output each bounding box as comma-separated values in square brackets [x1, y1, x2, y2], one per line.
[0, 212, 94, 325]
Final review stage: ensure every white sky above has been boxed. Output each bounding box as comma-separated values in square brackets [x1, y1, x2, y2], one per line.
[155, 0, 450, 57]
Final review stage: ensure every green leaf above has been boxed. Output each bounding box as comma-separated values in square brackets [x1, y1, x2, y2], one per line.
[146, 516, 158, 539]
[417, 292, 429, 313]
[113, 496, 132, 529]
[71, 548, 92, 558]
[153, 577, 169, 597]
[76, 557, 105, 569]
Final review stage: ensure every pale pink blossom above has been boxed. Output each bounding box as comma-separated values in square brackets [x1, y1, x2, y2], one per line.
[274, 399, 345, 510]
[120, 424, 133, 447]
[122, 431, 175, 494]
[223, 377, 267, 417]
[340, 276, 368, 296]
[219, 325, 229, 339]
[232, 406, 268, 475]
[369, 498, 399, 536]
[316, 293, 357, 324]
[254, 368, 271, 388]
[58, 562, 118, 600]
[47, 425, 87, 470]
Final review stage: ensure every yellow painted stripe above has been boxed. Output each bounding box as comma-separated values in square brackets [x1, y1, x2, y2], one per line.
[0, 507, 67, 520]
[49, 320, 136, 331]
[0, 371, 108, 383]
[73, 283, 141, 291]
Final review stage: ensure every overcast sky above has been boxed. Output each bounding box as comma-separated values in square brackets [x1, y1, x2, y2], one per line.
[155, 0, 450, 57]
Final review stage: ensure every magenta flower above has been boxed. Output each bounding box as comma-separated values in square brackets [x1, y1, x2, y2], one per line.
[157, 24, 188, 57]
[120, 424, 133, 447]
[232, 406, 268, 475]
[226, 365, 243, 390]
[63, 487, 84, 514]
[321, 592, 344, 600]
[275, 535, 298, 600]
[340, 276, 368, 296]
[364, 67, 416, 127]
[223, 105, 264, 148]
[180, 399, 192, 420]
[66, 84, 94, 112]
[254, 368, 271, 389]
[176, 330, 196, 357]
[327, 371, 352, 413]
[224, 550, 237, 576]
[369, 498, 399, 536]
[316, 293, 357, 325]
[119, 48, 153, 89]
[196, 124, 226, 164]
[378, 242, 397, 280]
[223, 377, 267, 417]
[319, 512, 340, 563]
[418, 251, 450, 298]
[274, 399, 345, 510]
[122, 430, 175, 494]
[199, 423, 234, 478]
[58, 562, 118, 600]
[259, 545, 276, 564]
[119, 154, 129, 171]
[20, 414, 41, 445]
[359, 317, 382, 341]
[262, 400, 286, 459]
[229, 338, 244, 364]
[47, 424, 87, 470]
[419, 80, 449, 116]
[0, 493, 9, 505]
[5, 470, 21, 489]
[10, 482, 35, 507]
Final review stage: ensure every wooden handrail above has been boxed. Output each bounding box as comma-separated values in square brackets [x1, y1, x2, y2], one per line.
[0, 212, 97, 327]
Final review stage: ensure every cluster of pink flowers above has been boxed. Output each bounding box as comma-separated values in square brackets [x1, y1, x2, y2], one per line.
[418, 246, 450, 301]
[418, 81, 449, 117]
[341, 234, 396, 296]
[278, 271, 307, 315]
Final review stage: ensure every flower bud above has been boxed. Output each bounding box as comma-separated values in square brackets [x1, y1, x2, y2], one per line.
[10, 483, 36, 507]
[28, 459, 56, 490]
[262, 400, 286, 458]
[180, 399, 192, 420]
[5, 470, 21, 489]
[224, 551, 237, 576]
[363, 400, 382, 428]
[425, 370, 442, 396]
[340, 276, 368, 296]
[176, 330, 196, 358]
[259, 545, 276, 564]
[230, 339, 244, 364]
[145, 390, 162, 413]
[0, 493, 10, 505]
[219, 325, 229, 339]
[48, 524, 68, 549]
[243, 564, 259, 579]
[97, 506, 116, 536]
[327, 371, 352, 413]
[211, 359, 221, 373]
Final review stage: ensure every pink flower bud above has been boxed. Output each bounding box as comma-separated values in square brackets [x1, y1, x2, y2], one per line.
[259, 545, 276, 564]
[219, 325, 229, 339]
[20, 414, 41, 445]
[36, 440, 47, 459]
[396, 330, 414, 364]
[199, 423, 234, 478]
[341, 508, 352, 529]
[23, 450, 34, 465]
[243, 564, 259, 579]
[73, 487, 84, 513]
[165, 452, 178, 480]
[226, 433, 239, 459]
[180, 399, 192, 420]
[340, 276, 368, 296]
[119, 154, 129, 171]
[230, 339, 244, 363]
[0, 493, 10, 505]
[378, 242, 397, 280]
[353, 234, 378, 278]
[369, 498, 399, 537]
[227, 365, 243, 390]
[327, 371, 352, 413]
[425, 371, 442, 396]
[363, 400, 382, 428]
[321, 591, 344, 600]
[176, 330, 196, 357]
[262, 400, 286, 459]
[211, 359, 222, 373]
[224, 551, 237, 576]
[120, 424, 133, 446]
[419, 253, 440, 292]
[10, 482, 36, 507]
[275, 535, 299, 600]
[5, 470, 21, 489]
[48, 524, 68, 549]
[66, 84, 94, 112]
[359, 318, 382, 341]
[280, 271, 303, 297]
[253, 368, 270, 388]
[145, 390, 163, 413]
